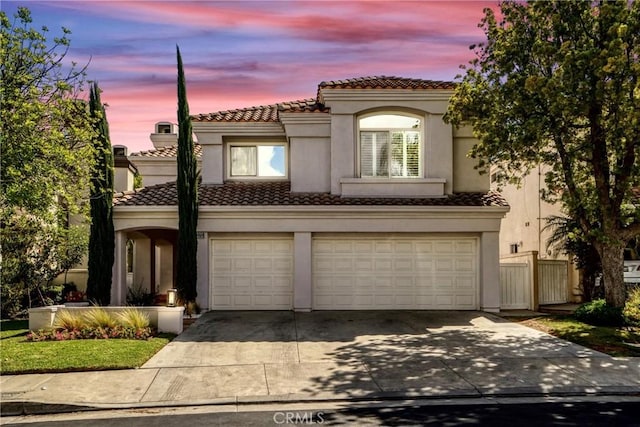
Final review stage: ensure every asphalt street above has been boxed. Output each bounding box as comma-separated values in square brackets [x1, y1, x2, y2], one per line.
[4, 399, 640, 427]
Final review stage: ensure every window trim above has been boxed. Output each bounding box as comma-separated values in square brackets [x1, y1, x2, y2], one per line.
[225, 141, 289, 181]
[357, 112, 424, 179]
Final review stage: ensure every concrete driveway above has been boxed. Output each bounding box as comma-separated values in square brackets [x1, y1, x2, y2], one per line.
[139, 311, 640, 401]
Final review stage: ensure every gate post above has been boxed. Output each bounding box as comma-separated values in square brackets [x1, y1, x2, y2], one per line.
[530, 251, 539, 311]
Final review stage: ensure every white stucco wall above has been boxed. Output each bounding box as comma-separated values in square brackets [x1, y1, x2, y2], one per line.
[290, 138, 331, 192]
[113, 205, 508, 312]
[495, 165, 563, 259]
[452, 126, 488, 193]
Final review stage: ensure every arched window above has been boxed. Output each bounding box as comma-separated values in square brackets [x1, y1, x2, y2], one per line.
[359, 113, 422, 178]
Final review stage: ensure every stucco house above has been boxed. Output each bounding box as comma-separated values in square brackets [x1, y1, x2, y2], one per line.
[111, 76, 509, 312]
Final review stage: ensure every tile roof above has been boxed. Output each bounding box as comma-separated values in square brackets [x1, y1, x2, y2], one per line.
[192, 76, 452, 123]
[131, 143, 202, 158]
[318, 76, 456, 90]
[114, 181, 508, 208]
[193, 98, 328, 123]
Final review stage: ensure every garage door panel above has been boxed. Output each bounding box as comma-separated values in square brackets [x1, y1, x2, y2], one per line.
[313, 236, 478, 310]
[210, 237, 293, 310]
[375, 242, 393, 253]
[456, 241, 475, 253]
[415, 242, 433, 253]
[416, 260, 433, 271]
[395, 242, 413, 253]
[455, 276, 475, 289]
[435, 295, 454, 306]
[333, 241, 354, 253]
[435, 258, 454, 272]
[395, 276, 414, 287]
[394, 259, 413, 270]
[374, 259, 393, 271]
[232, 258, 252, 271]
[434, 241, 454, 253]
[456, 295, 475, 307]
[355, 259, 374, 271]
[456, 258, 475, 271]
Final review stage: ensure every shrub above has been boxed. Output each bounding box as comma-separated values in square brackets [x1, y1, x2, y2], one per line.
[30, 307, 156, 341]
[185, 301, 201, 316]
[574, 299, 624, 326]
[27, 325, 154, 341]
[623, 288, 640, 326]
[83, 308, 118, 329]
[116, 308, 150, 329]
[126, 284, 155, 306]
[53, 309, 85, 330]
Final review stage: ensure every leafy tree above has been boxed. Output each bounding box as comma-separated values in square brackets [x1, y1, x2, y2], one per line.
[1, 7, 94, 314]
[86, 82, 115, 305]
[175, 46, 198, 305]
[445, 0, 640, 307]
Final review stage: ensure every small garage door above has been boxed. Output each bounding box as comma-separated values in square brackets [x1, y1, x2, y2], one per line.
[210, 236, 293, 310]
[313, 235, 478, 310]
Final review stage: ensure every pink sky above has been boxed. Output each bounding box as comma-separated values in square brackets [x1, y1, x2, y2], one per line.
[6, 1, 498, 153]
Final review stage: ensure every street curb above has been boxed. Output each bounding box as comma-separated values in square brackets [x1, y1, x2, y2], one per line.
[3, 388, 640, 417]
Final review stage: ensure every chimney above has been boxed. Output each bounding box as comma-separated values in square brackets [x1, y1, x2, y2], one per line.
[150, 121, 178, 149]
[113, 145, 138, 192]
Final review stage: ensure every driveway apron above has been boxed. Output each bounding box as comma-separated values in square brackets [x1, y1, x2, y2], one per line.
[139, 311, 640, 401]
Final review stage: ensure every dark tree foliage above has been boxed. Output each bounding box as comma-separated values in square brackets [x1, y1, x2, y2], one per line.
[1, 7, 93, 316]
[176, 46, 199, 304]
[86, 82, 115, 305]
[446, 0, 640, 307]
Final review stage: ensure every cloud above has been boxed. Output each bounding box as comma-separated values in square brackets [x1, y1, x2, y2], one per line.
[17, 0, 500, 151]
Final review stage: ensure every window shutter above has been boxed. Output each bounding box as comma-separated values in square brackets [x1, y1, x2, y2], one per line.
[405, 131, 420, 177]
[360, 132, 374, 177]
[361, 132, 390, 177]
[391, 132, 404, 177]
[375, 132, 389, 177]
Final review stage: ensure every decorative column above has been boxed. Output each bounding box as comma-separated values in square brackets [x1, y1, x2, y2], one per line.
[480, 231, 501, 312]
[111, 231, 128, 305]
[196, 231, 209, 310]
[293, 232, 312, 311]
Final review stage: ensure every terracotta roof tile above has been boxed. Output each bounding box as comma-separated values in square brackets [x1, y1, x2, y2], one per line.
[193, 98, 328, 123]
[318, 76, 455, 90]
[131, 143, 202, 158]
[278, 98, 329, 114]
[114, 181, 508, 208]
[192, 77, 452, 123]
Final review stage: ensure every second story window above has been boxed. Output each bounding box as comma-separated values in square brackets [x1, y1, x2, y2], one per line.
[229, 143, 287, 179]
[359, 113, 422, 178]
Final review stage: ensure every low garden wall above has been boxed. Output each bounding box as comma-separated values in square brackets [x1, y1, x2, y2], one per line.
[28, 305, 185, 334]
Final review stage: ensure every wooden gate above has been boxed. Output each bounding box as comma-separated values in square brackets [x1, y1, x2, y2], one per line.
[500, 263, 530, 309]
[538, 260, 568, 305]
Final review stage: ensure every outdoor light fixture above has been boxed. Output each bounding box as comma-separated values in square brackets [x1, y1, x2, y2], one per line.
[167, 289, 178, 307]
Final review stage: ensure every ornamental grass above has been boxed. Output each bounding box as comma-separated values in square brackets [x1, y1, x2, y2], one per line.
[116, 307, 150, 329]
[29, 307, 155, 341]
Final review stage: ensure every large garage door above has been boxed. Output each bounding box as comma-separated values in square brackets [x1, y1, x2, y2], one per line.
[210, 236, 293, 310]
[313, 235, 478, 310]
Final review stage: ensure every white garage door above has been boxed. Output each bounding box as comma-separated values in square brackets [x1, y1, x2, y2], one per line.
[313, 235, 478, 310]
[210, 237, 293, 310]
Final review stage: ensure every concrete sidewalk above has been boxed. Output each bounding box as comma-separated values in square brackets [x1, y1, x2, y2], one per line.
[2, 311, 639, 416]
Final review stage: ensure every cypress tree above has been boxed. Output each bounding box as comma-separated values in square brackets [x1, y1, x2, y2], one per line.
[176, 46, 198, 304]
[86, 82, 115, 305]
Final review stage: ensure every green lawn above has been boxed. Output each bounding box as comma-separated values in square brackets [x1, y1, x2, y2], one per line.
[517, 316, 640, 357]
[0, 320, 174, 374]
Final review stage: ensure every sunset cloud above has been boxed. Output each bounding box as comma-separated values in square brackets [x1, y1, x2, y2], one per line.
[4, 1, 499, 152]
